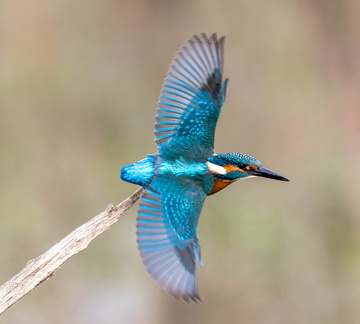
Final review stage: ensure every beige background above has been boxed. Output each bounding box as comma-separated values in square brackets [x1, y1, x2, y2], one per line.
[1, 1, 360, 323]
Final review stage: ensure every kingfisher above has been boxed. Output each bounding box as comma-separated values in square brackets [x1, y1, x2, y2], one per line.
[120, 33, 289, 302]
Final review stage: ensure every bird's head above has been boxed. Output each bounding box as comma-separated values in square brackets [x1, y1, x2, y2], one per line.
[206, 153, 289, 182]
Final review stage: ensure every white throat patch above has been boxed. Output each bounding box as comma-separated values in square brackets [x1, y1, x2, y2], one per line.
[206, 161, 227, 175]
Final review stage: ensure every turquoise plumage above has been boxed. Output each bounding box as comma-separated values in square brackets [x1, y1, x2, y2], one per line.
[121, 33, 289, 302]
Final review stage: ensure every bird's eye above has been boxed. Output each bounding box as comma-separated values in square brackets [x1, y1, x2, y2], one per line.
[245, 165, 251, 171]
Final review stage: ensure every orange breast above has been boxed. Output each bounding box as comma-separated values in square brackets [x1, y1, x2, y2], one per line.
[209, 179, 234, 195]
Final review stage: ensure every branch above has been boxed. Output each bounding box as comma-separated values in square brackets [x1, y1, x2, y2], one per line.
[0, 187, 145, 315]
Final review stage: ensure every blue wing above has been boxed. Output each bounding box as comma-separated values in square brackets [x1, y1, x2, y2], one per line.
[137, 175, 206, 302]
[155, 33, 229, 160]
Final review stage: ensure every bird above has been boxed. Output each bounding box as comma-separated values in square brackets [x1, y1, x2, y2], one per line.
[120, 33, 289, 302]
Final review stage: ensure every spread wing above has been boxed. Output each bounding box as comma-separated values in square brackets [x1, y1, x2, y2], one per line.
[155, 33, 229, 160]
[136, 175, 207, 302]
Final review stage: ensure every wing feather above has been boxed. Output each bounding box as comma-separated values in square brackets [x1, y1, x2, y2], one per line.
[155, 33, 228, 159]
[137, 176, 206, 302]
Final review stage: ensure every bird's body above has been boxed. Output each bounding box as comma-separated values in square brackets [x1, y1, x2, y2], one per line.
[121, 33, 288, 302]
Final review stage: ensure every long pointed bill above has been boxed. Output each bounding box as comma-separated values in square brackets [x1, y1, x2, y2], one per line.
[250, 167, 289, 181]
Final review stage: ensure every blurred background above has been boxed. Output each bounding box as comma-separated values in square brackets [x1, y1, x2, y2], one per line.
[1, 0, 360, 323]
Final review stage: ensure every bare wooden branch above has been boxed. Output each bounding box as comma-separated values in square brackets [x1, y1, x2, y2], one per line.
[0, 187, 145, 315]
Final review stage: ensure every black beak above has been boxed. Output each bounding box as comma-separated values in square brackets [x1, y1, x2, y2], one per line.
[250, 167, 289, 182]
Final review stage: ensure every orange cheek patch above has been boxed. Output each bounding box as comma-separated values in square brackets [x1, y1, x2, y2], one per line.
[224, 165, 245, 173]
[248, 165, 258, 170]
[209, 179, 234, 195]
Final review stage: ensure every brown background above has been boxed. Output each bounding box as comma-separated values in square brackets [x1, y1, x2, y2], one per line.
[1, 1, 360, 323]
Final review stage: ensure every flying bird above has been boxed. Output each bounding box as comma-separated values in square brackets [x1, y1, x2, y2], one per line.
[121, 33, 289, 302]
